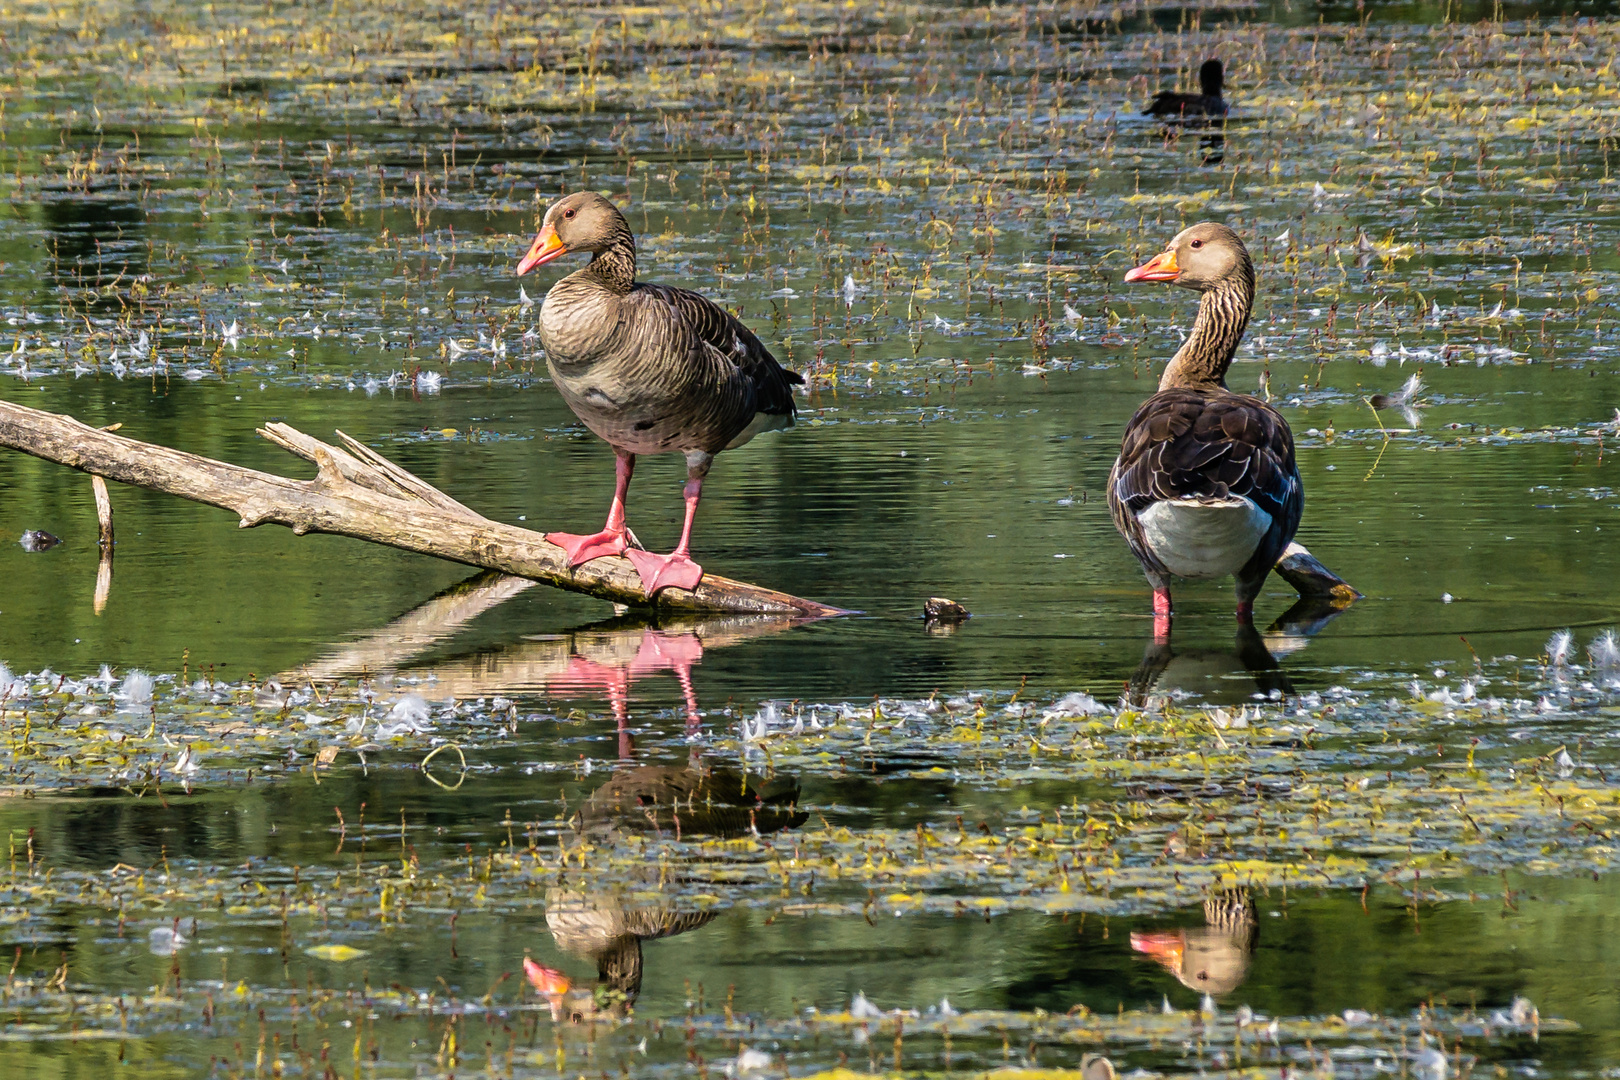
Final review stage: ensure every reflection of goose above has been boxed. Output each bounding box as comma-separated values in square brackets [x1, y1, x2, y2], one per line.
[527, 897, 716, 1021]
[1126, 597, 1348, 707]
[529, 764, 805, 1020]
[1130, 888, 1258, 996]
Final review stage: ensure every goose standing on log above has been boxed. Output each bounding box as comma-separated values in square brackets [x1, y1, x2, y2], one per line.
[516, 192, 803, 596]
[1108, 223, 1301, 638]
[1144, 59, 1228, 118]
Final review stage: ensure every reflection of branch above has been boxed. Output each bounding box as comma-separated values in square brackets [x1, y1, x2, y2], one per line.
[291, 564, 806, 701]
[294, 572, 536, 681]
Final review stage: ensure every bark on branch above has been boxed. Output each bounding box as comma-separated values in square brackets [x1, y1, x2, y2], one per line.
[0, 399, 846, 618]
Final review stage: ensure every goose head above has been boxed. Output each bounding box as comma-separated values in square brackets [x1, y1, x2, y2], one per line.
[1124, 222, 1250, 294]
[1198, 59, 1223, 98]
[517, 192, 630, 276]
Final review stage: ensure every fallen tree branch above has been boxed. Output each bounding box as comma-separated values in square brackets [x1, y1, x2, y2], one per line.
[0, 399, 846, 618]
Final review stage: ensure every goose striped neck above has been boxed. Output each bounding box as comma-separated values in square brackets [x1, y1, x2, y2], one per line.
[585, 230, 637, 295]
[1160, 261, 1254, 391]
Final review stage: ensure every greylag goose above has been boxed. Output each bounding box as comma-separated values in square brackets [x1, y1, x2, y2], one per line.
[516, 192, 803, 596]
[1108, 223, 1301, 635]
[1144, 60, 1228, 118]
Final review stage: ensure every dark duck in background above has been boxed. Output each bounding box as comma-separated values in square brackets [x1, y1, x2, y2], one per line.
[1145, 59, 1228, 118]
[516, 192, 802, 596]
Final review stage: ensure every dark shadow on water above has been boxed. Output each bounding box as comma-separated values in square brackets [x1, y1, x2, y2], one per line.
[38, 197, 146, 291]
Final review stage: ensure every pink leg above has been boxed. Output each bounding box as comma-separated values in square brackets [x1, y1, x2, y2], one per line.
[1152, 587, 1173, 642]
[547, 449, 634, 566]
[623, 475, 706, 596]
[606, 670, 633, 760]
[676, 661, 701, 738]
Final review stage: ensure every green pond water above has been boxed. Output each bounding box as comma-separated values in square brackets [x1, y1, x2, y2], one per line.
[0, 0, 1619, 1076]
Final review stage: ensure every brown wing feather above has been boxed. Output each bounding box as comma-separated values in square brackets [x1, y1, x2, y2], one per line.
[637, 283, 803, 417]
[1109, 388, 1302, 580]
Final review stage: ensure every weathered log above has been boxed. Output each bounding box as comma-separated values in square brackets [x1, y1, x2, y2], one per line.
[0, 399, 847, 618]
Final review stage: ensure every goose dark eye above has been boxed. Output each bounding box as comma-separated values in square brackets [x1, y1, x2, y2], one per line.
[564, 208, 576, 219]
[1190, 239, 1203, 249]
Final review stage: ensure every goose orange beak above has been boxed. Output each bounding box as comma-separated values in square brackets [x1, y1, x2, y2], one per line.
[1125, 250, 1180, 283]
[517, 225, 567, 276]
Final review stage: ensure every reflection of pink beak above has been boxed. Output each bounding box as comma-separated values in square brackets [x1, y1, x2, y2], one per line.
[516, 224, 567, 276]
[523, 957, 571, 1019]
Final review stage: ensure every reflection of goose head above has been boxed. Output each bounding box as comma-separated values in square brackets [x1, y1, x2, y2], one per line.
[1130, 888, 1258, 996]
[1126, 596, 1351, 707]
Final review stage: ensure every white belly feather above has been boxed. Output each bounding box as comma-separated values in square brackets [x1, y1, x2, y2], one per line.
[1138, 497, 1272, 580]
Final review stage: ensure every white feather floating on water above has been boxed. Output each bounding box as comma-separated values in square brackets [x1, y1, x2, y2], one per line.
[149, 925, 188, 956]
[726, 1048, 772, 1074]
[118, 670, 154, 706]
[1589, 630, 1620, 670]
[842, 274, 857, 306]
[849, 991, 884, 1019]
[1387, 374, 1423, 406]
[1045, 692, 1105, 718]
[1510, 995, 1539, 1027]
[1546, 629, 1573, 666]
[1412, 1046, 1448, 1080]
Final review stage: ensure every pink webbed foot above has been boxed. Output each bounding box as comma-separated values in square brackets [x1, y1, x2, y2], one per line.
[623, 548, 705, 596]
[546, 529, 629, 567]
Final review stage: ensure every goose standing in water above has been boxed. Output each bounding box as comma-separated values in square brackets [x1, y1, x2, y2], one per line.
[516, 192, 803, 596]
[1109, 223, 1301, 636]
[1144, 59, 1228, 118]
